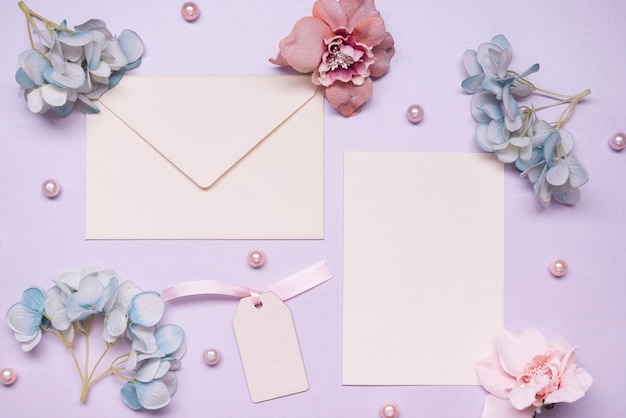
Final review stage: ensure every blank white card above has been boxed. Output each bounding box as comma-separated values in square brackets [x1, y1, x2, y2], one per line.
[343, 153, 504, 385]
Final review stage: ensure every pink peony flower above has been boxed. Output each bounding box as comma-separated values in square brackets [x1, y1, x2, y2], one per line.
[475, 328, 593, 418]
[270, 0, 395, 116]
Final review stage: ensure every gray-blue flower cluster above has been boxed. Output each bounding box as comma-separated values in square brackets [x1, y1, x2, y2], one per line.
[462, 35, 589, 207]
[6, 265, 185, 411]
[15, 6, 143, 116]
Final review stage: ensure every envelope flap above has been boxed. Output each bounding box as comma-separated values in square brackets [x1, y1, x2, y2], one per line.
[96, 75, 319, 188]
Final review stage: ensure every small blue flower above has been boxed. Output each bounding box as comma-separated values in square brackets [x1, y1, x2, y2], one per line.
[6, 287, 50, 351]
[66, 273, 119, 322]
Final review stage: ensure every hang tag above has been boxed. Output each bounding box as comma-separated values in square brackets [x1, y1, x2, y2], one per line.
[233, 291, 309, 402]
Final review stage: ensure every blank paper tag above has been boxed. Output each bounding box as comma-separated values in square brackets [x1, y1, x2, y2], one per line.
[233, 292, 309, 402]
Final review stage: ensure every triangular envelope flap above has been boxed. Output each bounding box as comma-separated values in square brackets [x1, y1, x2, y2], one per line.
[96, 75, 318, 188]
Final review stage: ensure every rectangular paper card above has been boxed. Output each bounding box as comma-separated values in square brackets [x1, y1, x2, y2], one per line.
[342, 152, 504, 385]
[233, 292, 309, 402]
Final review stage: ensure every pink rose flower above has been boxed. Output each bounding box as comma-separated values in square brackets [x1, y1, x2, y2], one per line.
[475, 328, 593, 418]
[270, 0, 395, 116]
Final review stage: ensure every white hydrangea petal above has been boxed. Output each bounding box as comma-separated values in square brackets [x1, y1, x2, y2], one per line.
[104, 309, 128, 342]
[90, 61, 111, 79]
[566, 156, 589, 188]
[135, 358, 161, 383]
[546, 161, 570, 186]
[153, 361, 172, 380]
[117, 30, 144, 63]
[45, 61, 86, 89]
[102, 39, 129, 70]
[20, 331, 42, 352]
[136, 379, 171, 410]
[161, 372, 178, 396]
[475, 123, 494, 152]
[19, 50, 48, 86]
[154, 325, 184, 355]
[6, 303, 41, 335]
[494, 144, 519, 163]
[27, 88, 49, 114]
[129, 292, 164, 327]
[41, 84, 67, 107]
[57, 31, 94, 47]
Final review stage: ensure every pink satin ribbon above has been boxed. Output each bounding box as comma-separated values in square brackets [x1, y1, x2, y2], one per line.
[162, 261, 332, 305]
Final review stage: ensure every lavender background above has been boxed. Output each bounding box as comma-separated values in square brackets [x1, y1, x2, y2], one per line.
[1, 1, 625, 417]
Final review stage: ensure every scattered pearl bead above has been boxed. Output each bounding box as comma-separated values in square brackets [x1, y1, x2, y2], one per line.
[609, 132, 626, 151]
[247, 249, 266, 268]
[549, 259, 568, 277]
[406, 104, 424, 124]
[181, 1, 200, 21]
[41, 179, 61, 198]
[380, 402, 399, 418]
[203, 348, 221, 366]
[0, 368, 17, 386]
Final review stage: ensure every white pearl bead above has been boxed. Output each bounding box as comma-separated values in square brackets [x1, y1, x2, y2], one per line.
[609, 132, 626, 151]
[0, 367, 17, 385]
[406, 104, 424, 124]
[247, 249, 266, 268]
[41, 179, 61, 198]
[203, 348, 221, 366]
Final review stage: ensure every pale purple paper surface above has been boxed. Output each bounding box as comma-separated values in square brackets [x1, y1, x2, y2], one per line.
[1, 1, 625, 417]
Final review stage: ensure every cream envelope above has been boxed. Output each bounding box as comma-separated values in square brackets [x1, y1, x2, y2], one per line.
[86, 75, 324, 239]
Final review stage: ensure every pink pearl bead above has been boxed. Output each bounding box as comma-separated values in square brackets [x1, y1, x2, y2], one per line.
[380, 402, 399, 418]
[247, 249, 266, 268]
[549, 259, 568, 277]
[0, 368, 17, 385]
[609, 132, 626, 151]
[41, 179, 61, 198]
[203, 348, 221, 366]
[406, 104, 424, 124]
[181, 1, 200, 21]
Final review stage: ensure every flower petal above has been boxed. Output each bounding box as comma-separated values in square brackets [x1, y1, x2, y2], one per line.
[497, 328, 548, 377]
[277, 17, 333, 73]
[544, 366, 593, 404]
[19, 50, 48, 86]
[120, 382, 142, 410]
[546, 160, 570, 186]
[463, 49, 482, 77]
[136, 379, 172, 410]
[155, 324, 185, 355]
[41, 84, 68, 107]
[508, 379, 549, 410]
[369, 32, 395, 77]
[104, 309, 128, 342]
[135, 358, 161, 383]
[566, 156, 589, 188]
[481, 394, 534, 418]
[344, 0, 381, 32]
[352, 16, 386, 47]
[475, 352, 515, 399]
[6, 303, 41, 335]
[117, 30, 144, 64]
[312, 0, 347, 31]
[128, 292, 164, 326]
[324, 77, 373, 116]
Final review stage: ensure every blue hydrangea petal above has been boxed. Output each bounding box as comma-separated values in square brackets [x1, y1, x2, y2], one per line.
[519, 63, 540, 78]
[120, 381, 142, 410]
[471, 92, 501, 122]
[117, 30, 144, 63]
[6, 302, 42, 335]
[128, 292, 164, 327]
[22, 287, 46, 311]
[546, 160, 570, 186]
[18, 50, 48, 86]
[136, 379, 172, 410]
[16, 68, 37, 89]
[490, 34, 511, 51]
[463, 49, 482, 76]
[154, 325, 184, 355]
[74, 19, 108, 32]
[461, 73, 486, 93]
[566, 156, 589, 188]
[475, 123, 494, 152]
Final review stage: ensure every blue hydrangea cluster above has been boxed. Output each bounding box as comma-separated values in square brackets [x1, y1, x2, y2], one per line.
[462, 35, 590, 207]
[15, 2, 144, 116]
[6, 265, 185, 411]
